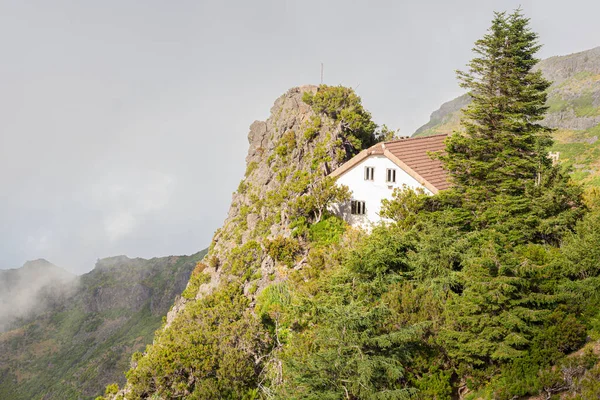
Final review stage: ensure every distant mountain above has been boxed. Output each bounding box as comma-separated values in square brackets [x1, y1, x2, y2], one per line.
[413, 46, 600, 185]
[0, 249, 207, 400]
[0, 259, 76, 332]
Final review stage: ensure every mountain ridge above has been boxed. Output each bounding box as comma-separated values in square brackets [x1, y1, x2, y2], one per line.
[0, 249, 207, 400]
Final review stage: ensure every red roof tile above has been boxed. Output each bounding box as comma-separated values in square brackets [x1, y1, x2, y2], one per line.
[383, 134, 450, 192]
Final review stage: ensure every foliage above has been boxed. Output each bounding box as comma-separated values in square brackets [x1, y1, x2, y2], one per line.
[380, 185, 428, 227]
[182, 263, 211, 299]
[303, 85, 377, 154]
[303, 116, 322, 142]
[264, 236, 301, 267]
[289, 177, 351, 224]
[0, 250, 207, 400]
[125, 283, 272, 400]
[105, 384, 119, 396]
[227, 241, 263, 276]
[275, 268, 422, 399]
[561, 209, 600, 279]
[308, 214, 347, 247]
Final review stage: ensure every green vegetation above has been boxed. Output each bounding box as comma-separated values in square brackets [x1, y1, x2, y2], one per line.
[108, 10, 600, 400]
[303, 86, 377, 153]
[181, 262, 211, 300]
[0, 250, 206, 400]
[264, 236, 300, 267]
[124, 283, 270, 399]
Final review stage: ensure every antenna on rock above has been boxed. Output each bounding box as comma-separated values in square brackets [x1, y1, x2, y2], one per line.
[320, 62, 324, 85]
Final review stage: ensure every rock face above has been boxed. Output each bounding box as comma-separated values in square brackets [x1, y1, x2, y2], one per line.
[189, 85, 358, 300]
[413, 93, 470, 137]
[534, 46, 600, 84]
[110, 85, 375, 399]
[0, 250, 206, 400]
[413, 46, 600, 185]
[216, 86, 336, 246]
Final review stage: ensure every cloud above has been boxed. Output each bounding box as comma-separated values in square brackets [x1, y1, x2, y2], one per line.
[1, 0, 599, 273]
[26, 230, 53, 252]
[104, 211, 135, 241]
[89, 171, 174, 242]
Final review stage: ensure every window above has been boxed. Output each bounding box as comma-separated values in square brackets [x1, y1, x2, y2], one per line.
[386, 168, 396, 183]
[350, 200, 366, 215]
[364, 166, 374, 181]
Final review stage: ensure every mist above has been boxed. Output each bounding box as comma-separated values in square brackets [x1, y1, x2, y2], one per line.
[0, 259, 79, 332]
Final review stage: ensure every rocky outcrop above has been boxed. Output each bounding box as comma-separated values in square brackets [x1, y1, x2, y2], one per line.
[179, 85, 359, 305]
[541, 108, 600, 131]
[534, 46, 600, 84]
[108, 85, 379, 399]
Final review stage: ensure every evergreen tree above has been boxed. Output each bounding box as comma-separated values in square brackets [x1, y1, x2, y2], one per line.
[436, 9, 583, 243]
[442, 9, 552, 198]
[433, 9, 584, 372]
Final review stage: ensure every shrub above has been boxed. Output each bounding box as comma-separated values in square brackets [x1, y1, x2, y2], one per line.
[275, 130, 296, 158]
[256, 282, 291, 318]
[308, 215, 346, 247]
[245, 161, 258, 177]
[264, 237, 300, 267]
[182, 263, 211, 300]
[228, 241, 263, 276]
[125, 283, 272, 399]
[105, 383, 119, 396]
[303, 116, 321, 142]
[302, 85, 377, 152]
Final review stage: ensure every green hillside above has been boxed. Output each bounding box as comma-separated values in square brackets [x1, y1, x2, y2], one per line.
[0, 250, 206, 400]
[100, 13, 600, 399]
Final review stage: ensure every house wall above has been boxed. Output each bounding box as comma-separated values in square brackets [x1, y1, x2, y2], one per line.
[331, 155, 432, 228]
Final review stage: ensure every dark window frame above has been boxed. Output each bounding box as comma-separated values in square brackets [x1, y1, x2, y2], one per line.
[386, 168, 396, 183]
[364, 166, 374, 181]
[350, 200, 366, 215]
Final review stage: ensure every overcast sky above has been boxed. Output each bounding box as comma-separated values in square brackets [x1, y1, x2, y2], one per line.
[1, 0, 599, 273]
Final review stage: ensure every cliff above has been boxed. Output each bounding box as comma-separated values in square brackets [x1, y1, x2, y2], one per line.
[113, 85, 380, 399]
[163, 85, 375, 327]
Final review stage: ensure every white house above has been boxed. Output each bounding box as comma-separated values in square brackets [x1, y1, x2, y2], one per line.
[329, 134, 449, 227]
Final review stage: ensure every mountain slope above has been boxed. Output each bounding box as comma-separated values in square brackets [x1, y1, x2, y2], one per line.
[0, 259, 76, 332]
[413, 46, 600, 185]
[108, 85, 382, 399]
[0, 250, 206, 400]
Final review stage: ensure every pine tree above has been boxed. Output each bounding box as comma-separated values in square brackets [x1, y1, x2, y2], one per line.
[437, 9, 583, 244]
[435, 9, 584, 371]
[442, 9, 552, 199]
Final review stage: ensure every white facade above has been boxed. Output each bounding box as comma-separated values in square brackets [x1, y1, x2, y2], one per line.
[331, 155, 432, 228]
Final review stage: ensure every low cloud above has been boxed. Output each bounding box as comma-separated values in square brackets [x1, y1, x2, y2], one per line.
[89, 171, 174, 242]
[0, 260, 79, 332]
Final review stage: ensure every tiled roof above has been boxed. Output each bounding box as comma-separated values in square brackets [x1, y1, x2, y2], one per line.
[330, 134, 450, 193]
[383, 134, 450, 192]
